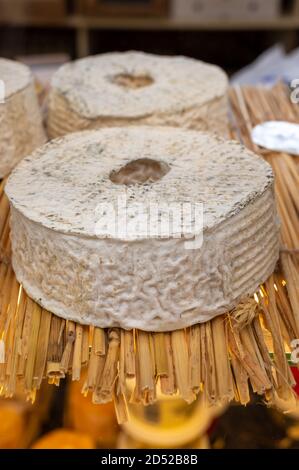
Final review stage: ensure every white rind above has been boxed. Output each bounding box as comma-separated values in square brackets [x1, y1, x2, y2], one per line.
[0, 58, 46, 177]
[6, 127, 279, 331]
[47, 51, 229, 138]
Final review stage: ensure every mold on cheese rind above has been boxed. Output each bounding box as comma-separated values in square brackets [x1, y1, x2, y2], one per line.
[47, 51, 229, 138]
[0, 58, 46, 177]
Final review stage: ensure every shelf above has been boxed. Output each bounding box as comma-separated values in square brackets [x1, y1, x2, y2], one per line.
[1, 14, 299, 31]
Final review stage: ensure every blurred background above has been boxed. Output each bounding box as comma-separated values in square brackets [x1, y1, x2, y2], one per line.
[0, 0, 299, 86]
[1, 0, 299, 450]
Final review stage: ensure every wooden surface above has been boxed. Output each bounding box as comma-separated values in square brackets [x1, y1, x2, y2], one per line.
[0, 0, 67, 21]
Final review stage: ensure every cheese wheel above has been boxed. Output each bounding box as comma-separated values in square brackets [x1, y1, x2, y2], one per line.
[47, 51, 228, 138]
[6, 127, 279, 331]
[0, 58, 46, 177]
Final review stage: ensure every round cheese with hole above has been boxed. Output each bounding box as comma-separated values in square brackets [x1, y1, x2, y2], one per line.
[47, 51, 229, 139]
[0, 58, 46, 177]
[31, 429, 95, 449]
[6, 127, 279, 331]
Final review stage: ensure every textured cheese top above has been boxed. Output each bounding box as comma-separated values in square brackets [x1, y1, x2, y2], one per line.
[0, 58, 32, 98]
[6, 127, 273, 239]
[51, 51, 228, 119]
